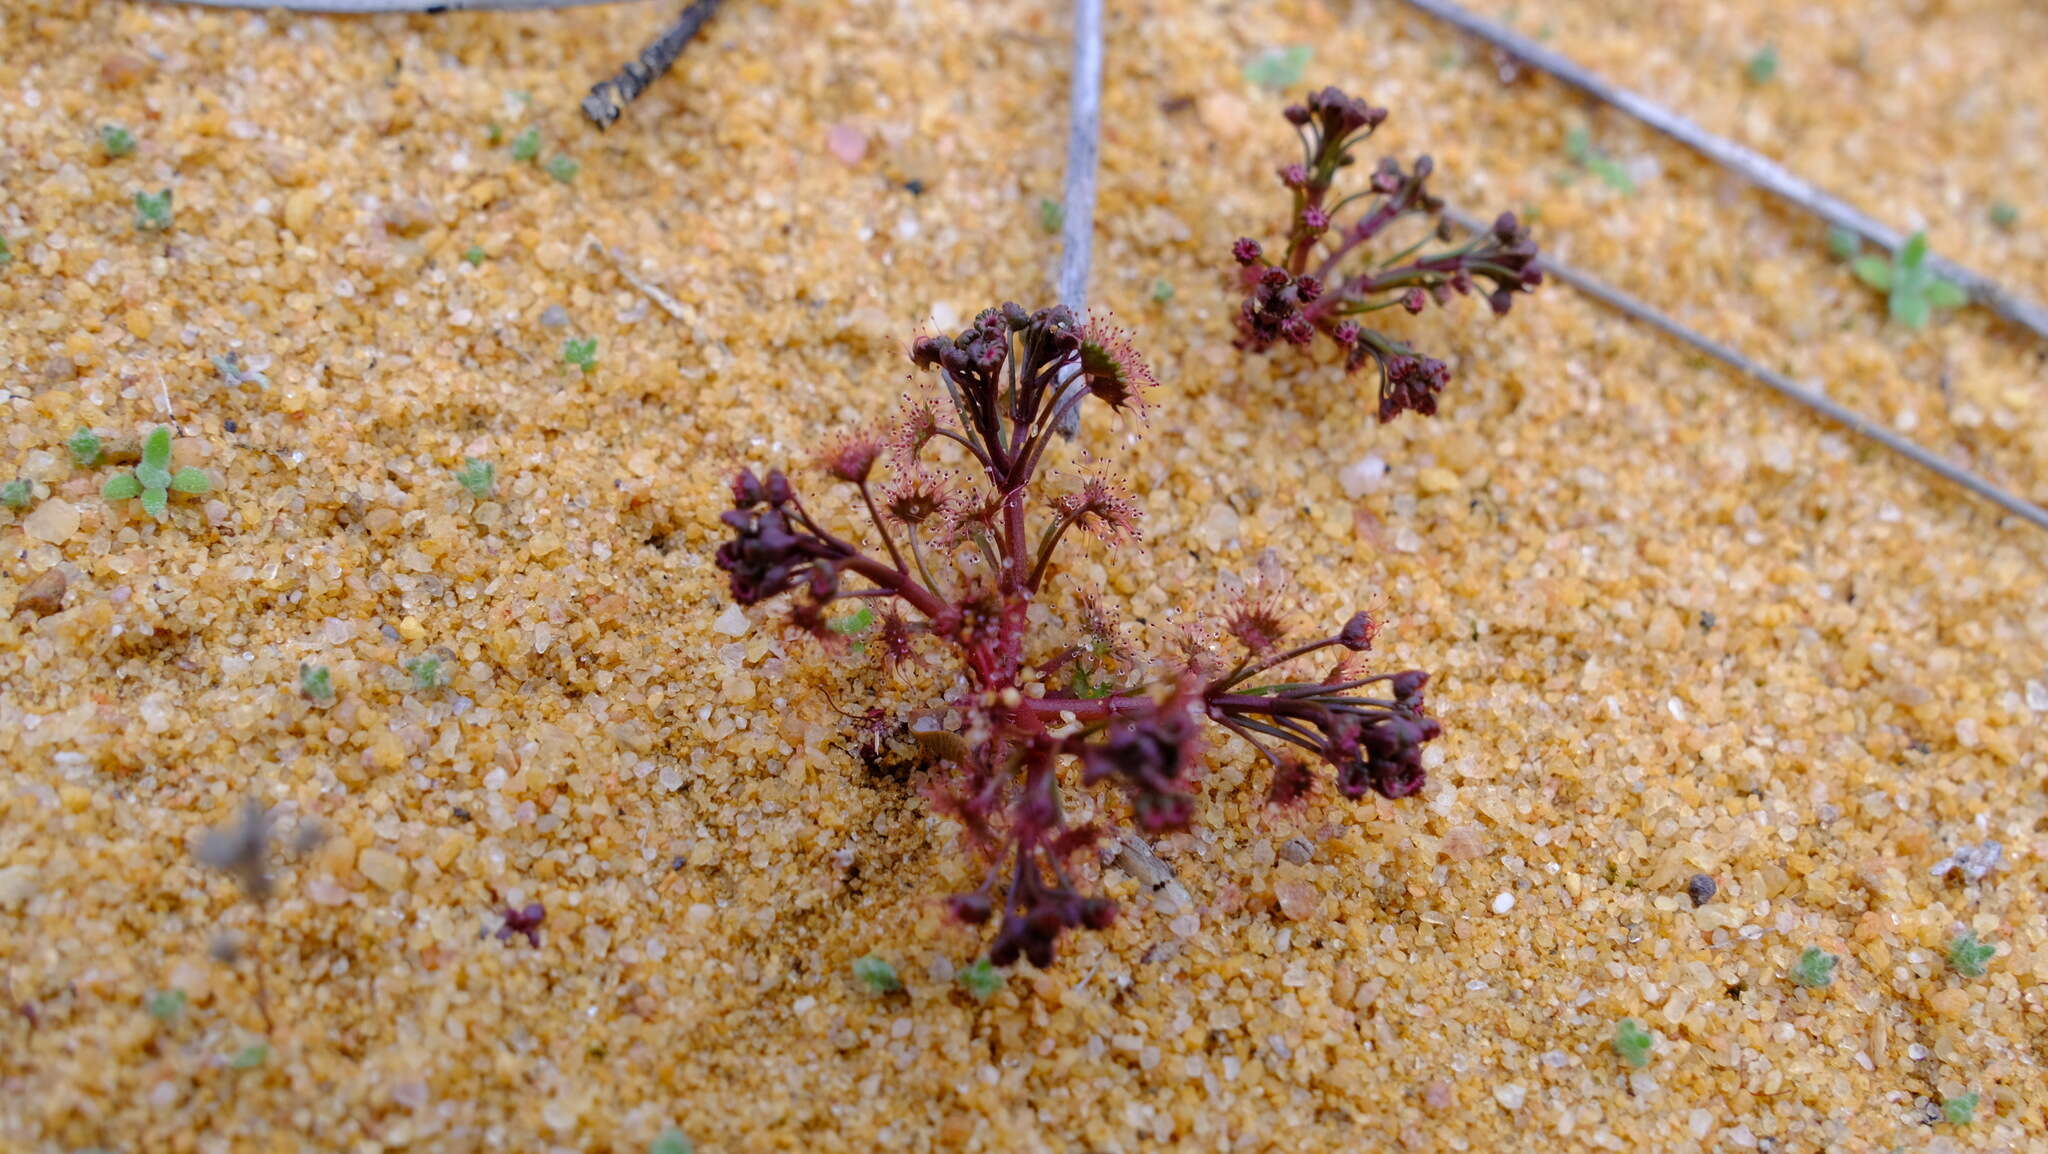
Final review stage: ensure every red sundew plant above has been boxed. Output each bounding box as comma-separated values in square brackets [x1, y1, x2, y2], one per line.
[1233, 86, 1542, 422]
[715, 304, 1439, 967]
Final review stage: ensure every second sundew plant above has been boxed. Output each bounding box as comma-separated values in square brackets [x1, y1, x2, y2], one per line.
[1232, 87, 1542, 422]
[716, 304, 1440, 967]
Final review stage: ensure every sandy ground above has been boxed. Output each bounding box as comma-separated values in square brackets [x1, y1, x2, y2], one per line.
[3, 0, 2047, 1150]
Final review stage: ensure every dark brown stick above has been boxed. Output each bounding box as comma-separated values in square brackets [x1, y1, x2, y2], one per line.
[581, 0, 722, 130]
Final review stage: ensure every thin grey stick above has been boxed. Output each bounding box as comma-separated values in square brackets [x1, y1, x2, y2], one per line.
[149, 0, 635, 10]
[1052, 0, 1103, 437]
[1397, 0, 2048, 345]
[1441, 206, 2048, 534]
[582, 0, 721, 128]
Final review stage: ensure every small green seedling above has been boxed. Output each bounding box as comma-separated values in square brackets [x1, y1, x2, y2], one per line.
[1612, 1018, 1654, 1068]
[299, 663, 335, 707]
[1942, 1092, 1979, 1126]
[563, 338, 598, 373]
[464, 245, 487, 267]
[956, 958, 1004, 1001]
[146, 989, 188, 1022]
[454, 458, 496, 498]
[405, 656, 448, 692]
[852, 954, 900, 994]
[828, 606, 874, 635]
[510, 126, 541, 162]
[1989, 201, 2018, 231]
[650, 1128, 694, 1154]
[101, 124, 137, 158]
[102, 427, 209, 519]
[486, 122, 504, 145]
[1244, 44, 1312, 90]
[68, 427, 103, 467]
[135, 188, 174, 231]
[0, 479, 30, 509]
[1071, 666, 1116, 699]
[1150, 279, 1175, 304]
[545, 154, 580, 184]
[1851, 231, 1966, 329]
[0, 235, 11, 265]
[1790, 946, 1838, 989]
[1948, 930, 1995, 978]
[1745, 44, 1778, 85]
[228, 1043, 270, 1070]
[1038, 198, 1064, 234]
[1565, 128, 1636, 194]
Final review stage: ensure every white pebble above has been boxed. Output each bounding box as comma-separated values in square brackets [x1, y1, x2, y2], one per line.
[1338, 454, 1387, 497]
[1493, 1083, 1526, 1110]
[1491, 892, 1516, 915]
[713, 604, 750, 637]
[2027, 679, 2048, 712]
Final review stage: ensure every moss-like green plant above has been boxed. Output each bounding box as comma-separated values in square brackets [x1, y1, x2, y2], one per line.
[1851, 232, 1966, 328]
[1790, 946, 1838, 989]
[1612, 1017, 1654, 1068]
[1037, 198, 1064, 234]
[102, 427, 210, 519]
[0, 235, 11, 266]
[564, 338, 598, 373]
[650, 1128, 694, 1154]
[1943, 1092, 1979, 1125]
[1149, 279, 1175, 304]
[228, 1043, 269, 1070]
[1826, 225, 1859, 261]
[135, 188, 174, 232]
[0, 479, 30, 509]
[464, 245, 487, 267]
[101, 124, 137, 158]
[454, 458, 496, 498]
[545, 154, 580, 184]
[956, 958, 1004, 1001]
[1948, 930, 1995, 978]
[851, 954, 900, 994]
[1989, 201, 2018, 231]
[299, 663, 335, 707]
[827, 606, 875, 635]
[68, 427, 103, 467]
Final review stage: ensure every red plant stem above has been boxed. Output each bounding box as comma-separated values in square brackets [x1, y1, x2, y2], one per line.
[842, 553, 951, 624]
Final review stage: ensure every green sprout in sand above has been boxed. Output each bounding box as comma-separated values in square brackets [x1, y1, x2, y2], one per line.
[102, 427, 210, 519]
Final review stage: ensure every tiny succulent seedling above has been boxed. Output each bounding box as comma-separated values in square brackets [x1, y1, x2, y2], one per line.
[1245, 45, 1312, 90]
[299, 663, 335, 707]
[1150, 279, 1174, 303]
[102, 427, 210, 520]
[1851, 232, 1966, 329]
[545, 154, 580, 183]
[1948, 930, 1995, 978]
[406, 655, 449, 692]
[1233, 88, 1542, 422]
[68, 427, 103, 467]
[0, 480, 30, 509]
[0, 235, 11, 265]
[1790, 946, 1838, 989]
[101, 124, 137, 157]
[464, 245, 487, 266]
[650, 1128, 694, 1154]
[956, 958, 1004, 1001]
[1826, 225, 1860, 261]
[852, 954, 900, 993]
[1744, 44, 1778, 85]
[716, 305, 1439, 967]
[564, 338, 598, 373]
[135, 188, 174, 231]
[454, 458, 496, 499]
[828, 606, 875, 635]
[229, 1043, 270, 1070]
[1612, 1018, 1653, 1068]
[1989, 201, 2018, 231]
[1564, 127, 1635, 194]
[1037, 198, 1064, 234]
[510, 126, 541, 162]
[1943, 1092, 1979, 1126]
[146, 989, 188, 1022]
